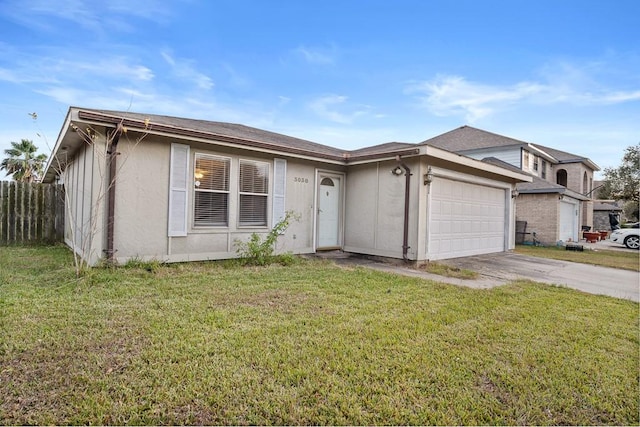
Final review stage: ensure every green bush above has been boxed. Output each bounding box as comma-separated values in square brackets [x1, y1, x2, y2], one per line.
[235, 211, 298, 266]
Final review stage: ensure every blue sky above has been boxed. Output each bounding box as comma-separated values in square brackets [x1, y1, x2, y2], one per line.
[1, 0, 639, 179]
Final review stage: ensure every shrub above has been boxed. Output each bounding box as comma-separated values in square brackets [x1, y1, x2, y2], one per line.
[235, 211, 299, 266]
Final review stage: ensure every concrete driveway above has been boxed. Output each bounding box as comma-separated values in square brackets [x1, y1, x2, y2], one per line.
[439, 252, 639, 302]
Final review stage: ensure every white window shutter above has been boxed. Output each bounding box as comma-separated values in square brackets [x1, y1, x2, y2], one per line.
[272, 158, 286, 227]
[168, 143, 190, 236]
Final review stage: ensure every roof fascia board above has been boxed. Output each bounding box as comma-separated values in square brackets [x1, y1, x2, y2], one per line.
[527, 144, 558, 163]
[344, 149, 421, 165]
[557, 158, 601, 171]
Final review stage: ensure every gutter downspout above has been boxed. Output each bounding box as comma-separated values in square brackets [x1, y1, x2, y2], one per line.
[106, 124, 123, 264]
[396, 156, 412, 262]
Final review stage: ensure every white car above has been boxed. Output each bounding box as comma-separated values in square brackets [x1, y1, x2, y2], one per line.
[610, 226, 640, 249]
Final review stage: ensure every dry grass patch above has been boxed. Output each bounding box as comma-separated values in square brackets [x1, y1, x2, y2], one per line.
[419, 261, 479, 279]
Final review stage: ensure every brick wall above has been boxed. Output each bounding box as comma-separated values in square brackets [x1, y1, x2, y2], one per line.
[582, 200, 594, 229]
[560, 163, 593, 195]
[515, 193, 559, 245]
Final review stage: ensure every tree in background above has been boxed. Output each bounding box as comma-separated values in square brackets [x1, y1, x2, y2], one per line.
[1, 139, 48, 183]
[597, 144, 640, 221]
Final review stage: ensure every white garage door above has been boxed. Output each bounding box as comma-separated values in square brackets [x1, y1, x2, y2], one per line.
[559, 201, 578, 243]
[429, 177, 506, 260]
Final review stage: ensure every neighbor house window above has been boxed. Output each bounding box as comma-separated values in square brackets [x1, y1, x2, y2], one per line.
[194, 154, 230, 226]
[533, 155, 539, 171]
[239, 159, 269, 226]
[541, 160, 547, 179]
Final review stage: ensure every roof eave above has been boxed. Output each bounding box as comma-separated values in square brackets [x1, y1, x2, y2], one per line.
[76, 109, 347, 163]
[517, 186, 590, 201]
[42, 109, 75, 183]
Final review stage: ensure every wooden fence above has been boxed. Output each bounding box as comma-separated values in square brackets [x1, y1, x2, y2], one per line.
[0, 181, 65, 245]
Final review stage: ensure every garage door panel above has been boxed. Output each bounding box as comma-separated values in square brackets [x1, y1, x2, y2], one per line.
[430, 177, 506, 260]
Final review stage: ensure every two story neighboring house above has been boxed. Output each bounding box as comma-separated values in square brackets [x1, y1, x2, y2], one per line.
[421, 126, 600, 245]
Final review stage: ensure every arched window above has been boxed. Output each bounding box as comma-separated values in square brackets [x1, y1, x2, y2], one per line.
[583, 172, 588, 193]
[556, 169, 567, 187]
[320, 177, 335, 186]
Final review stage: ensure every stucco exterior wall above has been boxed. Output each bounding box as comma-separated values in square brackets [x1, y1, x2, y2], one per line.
[112, 138, 171, 261]
[515, 193, 559, 245]
[111, 136, 341, 264]
[344, 158, 421, 260]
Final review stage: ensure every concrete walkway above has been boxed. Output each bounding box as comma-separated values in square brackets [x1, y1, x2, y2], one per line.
[327, 251, 639, 302]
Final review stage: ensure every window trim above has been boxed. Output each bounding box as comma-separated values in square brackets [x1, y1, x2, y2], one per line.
[193, 153, 232, 228]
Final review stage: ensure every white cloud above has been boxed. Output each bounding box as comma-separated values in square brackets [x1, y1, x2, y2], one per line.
[308, 94, 370, 124]
[0, 0, 173, 33]
[407, 75, 546, 122]
[294, 46, 335, 65]
[161, 51, 214, 90]
[408, 66, 640, 122]
[0, 53, 153, 84]
[60, 58, 154, 81]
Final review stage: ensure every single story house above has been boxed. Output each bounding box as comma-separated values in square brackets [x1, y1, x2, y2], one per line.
[593, 201, 622, 232]
[421, 126, 600, 245]
[43, 107, 530, 266]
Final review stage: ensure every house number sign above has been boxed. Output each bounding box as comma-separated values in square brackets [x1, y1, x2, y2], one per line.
[293, 177, 309, 183]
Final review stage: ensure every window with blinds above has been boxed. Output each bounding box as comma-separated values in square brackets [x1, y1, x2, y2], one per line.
[239, 159, 269, 226]
[194, 154, 230, 226]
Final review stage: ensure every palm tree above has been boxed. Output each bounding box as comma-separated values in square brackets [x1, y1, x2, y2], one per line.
[1, 139, 48, 182]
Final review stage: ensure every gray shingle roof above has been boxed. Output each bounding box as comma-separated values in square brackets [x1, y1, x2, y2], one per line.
[594, 202, 622, 211]
[482, 157, 587, 196]
[420, 125, 599, 170]
[419, 125, 528, 152]
[77, 108, 346, 159]
[532, 144, 588, 163]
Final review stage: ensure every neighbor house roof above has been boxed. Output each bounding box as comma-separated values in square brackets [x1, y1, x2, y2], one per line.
[482, 157, 589, 201]
[420, 125, 599, 171]
[593, 202, 622, 211]
[420, 126, 527, 151]
[534, 144, 600, 170]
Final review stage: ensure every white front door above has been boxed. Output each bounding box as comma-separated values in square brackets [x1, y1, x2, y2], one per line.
[317, 175, 341, 248]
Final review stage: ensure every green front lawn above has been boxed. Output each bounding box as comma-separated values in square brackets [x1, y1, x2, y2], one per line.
[1, 246, 638, 425]
[515, 244, 640, 271]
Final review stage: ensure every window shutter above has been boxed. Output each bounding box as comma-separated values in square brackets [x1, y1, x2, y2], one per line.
[168, 143, 190, 236]
[272, 158, 286, 227]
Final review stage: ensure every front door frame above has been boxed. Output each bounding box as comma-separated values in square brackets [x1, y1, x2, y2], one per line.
[314, 170, 345, 250]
